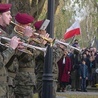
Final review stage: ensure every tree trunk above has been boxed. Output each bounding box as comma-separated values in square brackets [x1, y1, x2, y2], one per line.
[9, 0, 46, 19]
[55, 0, 59, 12]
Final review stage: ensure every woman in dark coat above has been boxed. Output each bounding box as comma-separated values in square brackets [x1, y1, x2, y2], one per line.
[57, 49, 72, 92]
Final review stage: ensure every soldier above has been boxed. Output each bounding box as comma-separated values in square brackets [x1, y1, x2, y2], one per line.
[11, 12, 37, 98]
[0, 3, 21, 98]
[6, 13, 34, 98]
[52, 43, 65, 95]
[34, 20, 49, 98]
[34, 20, 64, 98]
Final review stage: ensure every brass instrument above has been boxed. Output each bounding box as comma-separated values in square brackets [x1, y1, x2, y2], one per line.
[0, 41, 33, 55]
[55, 39, 82, 52]
[11, 21, 55, 45]
[1, 37, 47, 53]
[11, 21, 24, 29]
[13, 26, 41, 44]
[33, 32, 55, 46]
[28, 37, 42, 44]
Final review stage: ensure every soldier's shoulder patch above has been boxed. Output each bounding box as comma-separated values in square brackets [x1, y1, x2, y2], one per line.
[0, 31, 2, 35]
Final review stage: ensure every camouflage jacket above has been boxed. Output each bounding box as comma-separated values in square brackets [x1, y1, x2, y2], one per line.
[52, 45, 64, 81]
[35, 45, 63, 82]
[0, 27, 15, 96]
[10, 29, 37, 85]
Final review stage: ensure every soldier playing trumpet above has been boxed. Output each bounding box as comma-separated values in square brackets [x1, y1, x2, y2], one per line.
[7, 12, 39, 98]
[34, 20, 64, 98]
[0, 3, 23, 98]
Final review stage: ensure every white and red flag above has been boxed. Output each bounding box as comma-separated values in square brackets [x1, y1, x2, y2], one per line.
[64, 21, 81, 40]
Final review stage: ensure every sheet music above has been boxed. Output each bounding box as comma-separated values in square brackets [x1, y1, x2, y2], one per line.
[40, 19, 50, 30]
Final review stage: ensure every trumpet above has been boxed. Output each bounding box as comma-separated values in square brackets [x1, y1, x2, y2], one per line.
[11, 21, 55, 45]
[33, 32, 55, 46]
[0, 41, 33, 55]
[1, 37, 47, 53]
[28, 37, 42, 44]
[11, 21, 24, 29]
[55, 39, 82, 52]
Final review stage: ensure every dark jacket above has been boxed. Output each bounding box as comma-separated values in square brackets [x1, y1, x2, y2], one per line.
[79, 64, 88, 78]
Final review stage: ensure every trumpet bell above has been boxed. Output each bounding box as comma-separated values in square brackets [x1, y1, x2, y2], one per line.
[55, 39, 81, 52]
[48, 38, 55, 43]
[50, 38, 55, 47]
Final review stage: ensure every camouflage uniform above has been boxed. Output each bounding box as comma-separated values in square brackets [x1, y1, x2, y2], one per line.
[2, 24, 19, 98]
[10, 29, 36, 98]
[0, 28, 16, 98]
[35, 44, 63, 98]
[52, 45, 64, 96]
[7, 53, 19, 98]
[14, 53, 36, 98]
[35, 52, 44, 98]
[0, 25, 19, 98]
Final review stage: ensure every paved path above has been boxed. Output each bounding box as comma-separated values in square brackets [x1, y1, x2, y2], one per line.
[56, 91, 98, 98]
[57, 91, 98, 95]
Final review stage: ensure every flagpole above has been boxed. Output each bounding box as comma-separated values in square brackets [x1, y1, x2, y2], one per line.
[81, 31, 84, 48]
[69, 36, 76, 45]
[78, 21, 83, 48]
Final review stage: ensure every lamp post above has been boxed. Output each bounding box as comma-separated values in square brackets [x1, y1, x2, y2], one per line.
[42, 0, 55, 98]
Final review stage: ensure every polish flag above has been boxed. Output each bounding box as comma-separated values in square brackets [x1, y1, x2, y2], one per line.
[64, 21, 81, 40]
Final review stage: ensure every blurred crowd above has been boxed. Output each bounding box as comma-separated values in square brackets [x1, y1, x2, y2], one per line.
[56, 39, 98, 92]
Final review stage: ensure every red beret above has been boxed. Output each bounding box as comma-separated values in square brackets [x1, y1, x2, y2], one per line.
[0, 4, 12, 13]
[15, 13, 34, 24]
[34, 20, 43, 30]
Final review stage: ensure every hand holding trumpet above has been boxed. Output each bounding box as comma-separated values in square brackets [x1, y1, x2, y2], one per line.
[38, 30, 50, 45]
[24, 26, 36, 37]
[42, 33, 50, 45]
[1, 37, 47, 53]
[9, 36, 22, 50]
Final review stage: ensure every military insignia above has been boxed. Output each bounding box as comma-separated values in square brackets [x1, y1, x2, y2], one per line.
[0, 31, 2, 35]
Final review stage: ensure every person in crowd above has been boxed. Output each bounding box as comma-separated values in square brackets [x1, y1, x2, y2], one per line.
[72, 39, 79, 48]
[87, 55, 96, 87]
[57, 49, 72, 92]
[95, 50, 98, 84]
[90, 48, 96, 87]
[0, 3, 21, 98]
[85, 49, 90, 58]
[71, 39, 81, 91]
[81, 53, 89, 87]
[70, 49, 81, 91]
[79, 59, 88, 92]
